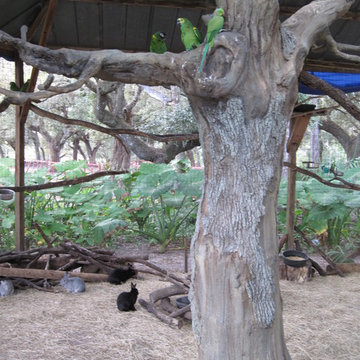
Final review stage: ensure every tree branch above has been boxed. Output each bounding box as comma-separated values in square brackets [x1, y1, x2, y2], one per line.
[283, 162, 360, 191]
[299, 70, 360, 123]
[282, 0, 355, 72]
[0, 30, 181, 87]
[30, 104, 199, 142]
[0, 170, 127, 193]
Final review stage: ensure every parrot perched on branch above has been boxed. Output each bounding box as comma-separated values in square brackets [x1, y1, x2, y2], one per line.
[150, 32, 167, 54]
[9, 79, 30, 92]
[199, 8, 225, 74]
[177, 18, 203, 51]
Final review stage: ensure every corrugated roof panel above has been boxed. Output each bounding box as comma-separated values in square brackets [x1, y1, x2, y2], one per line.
[125, 5, 151, 51]
[0, 0, 41, 38]
[102, 3, 127, 50]
[74, 1, 101, 48]
[52, 0, 78, 48]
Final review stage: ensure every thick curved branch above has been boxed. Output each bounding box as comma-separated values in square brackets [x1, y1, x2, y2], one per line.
[0, 77, 88, 105]
[30, 104, 199, 142]
[0, 30, 181, 87]
[282, 0, 355, 72]
[322, 31, 360, 63]
[299, 70, 360, 123]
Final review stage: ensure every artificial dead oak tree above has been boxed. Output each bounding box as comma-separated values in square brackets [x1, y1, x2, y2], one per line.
[0, 0, 357, 358]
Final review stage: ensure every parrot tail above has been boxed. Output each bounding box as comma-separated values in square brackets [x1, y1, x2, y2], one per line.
[199, 42, 209, 75]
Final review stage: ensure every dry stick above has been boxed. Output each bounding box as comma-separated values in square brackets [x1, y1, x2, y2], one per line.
[169, 304, 191, 318]
[135, 259, 190, 288]
[14, 278, 57, 293]
[138, 298, 183, 329]
[0, 170, 127, 193]
[294, 226, 345, 277]
[284, 162, 360, 191]
[278, 234, 288, 253]
[149, 285, 187, 304]
[309, 258, 327, 276]
[34, 222, 54, 247]
[160, 298, 192, 320]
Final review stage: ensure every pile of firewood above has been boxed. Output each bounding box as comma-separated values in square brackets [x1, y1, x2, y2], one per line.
[0, 241, 192, 327]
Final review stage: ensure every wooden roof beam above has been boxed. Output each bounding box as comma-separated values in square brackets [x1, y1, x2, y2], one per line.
[68, 0, 216, 10]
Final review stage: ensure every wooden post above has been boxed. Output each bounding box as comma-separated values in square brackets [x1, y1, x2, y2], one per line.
[285, 142, 297, 250]
[14, 57, 26, 251]
[13, 0, 58, 250]
[285, 114, 312, 250]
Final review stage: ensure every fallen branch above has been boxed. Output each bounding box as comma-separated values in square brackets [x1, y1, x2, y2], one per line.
[149, 285, 187, 304]
[294, 226, 345, 277]
[0, 267, 108, 282]
[138, 298, 183, 329]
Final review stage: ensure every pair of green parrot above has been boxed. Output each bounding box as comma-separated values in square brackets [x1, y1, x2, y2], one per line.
[9, 79, 30, 92]
[149, 8, 225, 74]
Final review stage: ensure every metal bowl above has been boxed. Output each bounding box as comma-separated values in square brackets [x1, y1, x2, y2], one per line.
[176, 296, 190, 309]
[282, 250, 309, 268]
[0, 189, 15, 201]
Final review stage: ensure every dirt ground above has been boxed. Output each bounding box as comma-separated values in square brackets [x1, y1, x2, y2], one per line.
[1, 243, 360, 360]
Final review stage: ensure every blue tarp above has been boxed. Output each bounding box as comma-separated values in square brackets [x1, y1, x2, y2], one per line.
[299, 71, 360, 95]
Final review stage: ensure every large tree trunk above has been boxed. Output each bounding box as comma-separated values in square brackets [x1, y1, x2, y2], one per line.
[190, 95, 291, 359]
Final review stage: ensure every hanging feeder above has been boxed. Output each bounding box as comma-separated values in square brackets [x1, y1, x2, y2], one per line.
[0, 189, 15, 201]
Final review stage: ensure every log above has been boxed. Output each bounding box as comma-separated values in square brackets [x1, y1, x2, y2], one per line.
[309, 257, 327, 276]
[326, 263, 360, 274]
[160, 297, 192, 320]
[294, 226, 345, 277]
[138, 298, 183, 329]
[279, 258, 312, 283]
[0, 267, 108, 282]
[169, 304, 191, 318]
[149, 285, 187, 303]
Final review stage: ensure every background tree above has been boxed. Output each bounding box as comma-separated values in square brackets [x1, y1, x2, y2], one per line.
[0, 1, 357, 358]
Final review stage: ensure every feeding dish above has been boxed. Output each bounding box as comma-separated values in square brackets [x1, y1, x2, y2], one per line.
[282, 250, 309, 268]
[0, 189, 15, 201]
[176, 296, 190, 309]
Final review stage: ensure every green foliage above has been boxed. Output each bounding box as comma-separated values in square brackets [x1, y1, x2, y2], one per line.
[120, 162, 202, 251]
[278, 167, 360, 250]
[0, 160, 202, 251]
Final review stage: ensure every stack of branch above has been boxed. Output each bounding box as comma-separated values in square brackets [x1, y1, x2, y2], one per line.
[0, 242, 149, 291]
[138, 272, 191, 329]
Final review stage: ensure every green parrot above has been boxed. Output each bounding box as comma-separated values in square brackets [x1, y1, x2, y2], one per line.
[150, 32, 167, 54]
[177, 18, 203, 51]
[9, 79, 30, 92]
[199, 8, 225, 74]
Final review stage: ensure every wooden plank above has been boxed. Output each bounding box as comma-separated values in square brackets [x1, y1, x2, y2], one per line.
[286, 115, 311, 152]
[0, 267, 108, 282]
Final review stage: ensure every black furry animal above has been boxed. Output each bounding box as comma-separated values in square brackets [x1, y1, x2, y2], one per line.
[108, 264, 136, 284]
[117, 283, 139, 311]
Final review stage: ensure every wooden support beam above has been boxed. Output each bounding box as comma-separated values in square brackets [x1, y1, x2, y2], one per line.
[285, 115, 311, 250]
[13, 0, 58, 251]
[14, 57, 25, 251]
